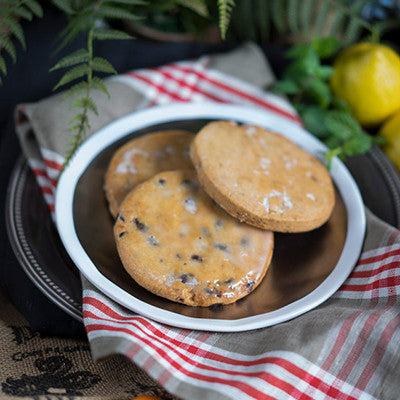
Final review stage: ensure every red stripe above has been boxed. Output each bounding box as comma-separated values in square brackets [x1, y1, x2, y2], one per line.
[357, 248, 400, 266]
[40, 186, 54, 196]
[48, 203, 55, 213]
[353, 310, 400, 391]
[350, 260, 400, 279]
[150, 67, 226, 103]
[335, 297, 396, 382]
[85, 321, 272, 400]
[83, 297, 359, 399]
[33, 169, 58, 188]
[340, 275, 400, 293]
[168, 64, 301, 124]
[43, 157, 63, 172]
[127, 72, 217, 104]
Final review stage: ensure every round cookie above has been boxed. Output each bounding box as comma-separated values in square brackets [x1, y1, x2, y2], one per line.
[114, 170, 274, 307]
[190, 121, 335, 232]
[105, 130, 194, 217]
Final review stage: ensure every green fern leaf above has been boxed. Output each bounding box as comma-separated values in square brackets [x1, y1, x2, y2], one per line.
[56, 12, 94, 50]
[92, 57, 117, 74]
[343, 18, 362, 46]
[62, 81, 88, 100]
[218, 0, 235, 40]
[175, 0, 209, 17]
[0, 36, 17, 63]
[270, 0, 286, 34]
[97, 5, 142, 21]
[287, 0, 300, 34]
[50, 0, 75, 14]
[50, 49, 89, 71]
[1, 16, 26, 50]
[255, 0, 270, 42]
[92, 76, 111, 97]
[328, 8, 346, 37]
[314, 1, 331, 37]
[85, 97, 99, 115]
[12, 6, 33, 21]
[70, 97, 98, 115]
[69, 113, 89, 126]
[24, 0, 43, 17]
[54, 64, 88, 90]
[0, 56, 7, 75]
[300, 0, 316, 36]
[102, 0, 147, 4]
[93, 29, 133, 40]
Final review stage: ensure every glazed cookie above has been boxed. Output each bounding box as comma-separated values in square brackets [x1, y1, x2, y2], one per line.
[105, 130, 194, 216]
[114, 170, 274, 307]
[190, 121, 335, 232]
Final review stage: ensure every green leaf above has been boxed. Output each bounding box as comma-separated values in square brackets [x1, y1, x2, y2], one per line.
[53, 64, 88, 90]
[92, 57, 117, 74]
[70, 97, 99, 115]
[1, 17, 26, 50]
[300, 106, 330, 138]
[314, 1, 330, 37]
[93, 28, 133, 40]
[287, 0, 300, 34]
[218, 0, 235, 39]
[311, 37, 341, 59]
[103, 0, 147, 4]
[315, 65, 334, 80]
[12, 6, 33, 20]
[272, 79, 301, 95]
[0, 35, 17, 63]
[50, 49, 89, 71]
[331, 96, 349, 112]
[284, 50, 320, 79]
[0, 56, 7, 75]
[342, 132, 373, 156]
[24, 0, 43, 17]
[304, 78, 331, 108]
[300, 0, 316, 36]
[285, 43, 311, 60]
[324, 110, 361, 140]
[50, 0, 75, 14]
[270, 0, 285, 34]
[62, 81, 88, 100]
[175, 0, 209, 17]
[91, 76, 111, 97]
[343, 18, 362, 46]
[97, 5, 142, 21]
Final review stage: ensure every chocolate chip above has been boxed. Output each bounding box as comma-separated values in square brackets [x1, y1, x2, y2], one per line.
[214, 243, 229, 252]
[176, 297, 184, 302]
[208, 303, 223, 312]
[214, 219, 224, 230]
[147, 235, 159, 247]
[134, 217, 148, 232]
[118, 231, 127, 238]
[158, 178, 166, 186]
[119, 214, 125, 222]
[179, 273, 194, 284]
[201, 227, 210, 236]
[246, 281, 255, 293]
[223, 278, 234, 285]
[176, 253, 182, 259]
[159, 259, 163, 263]
[240, 235, 249, 247]
[191, 254, 202, 262]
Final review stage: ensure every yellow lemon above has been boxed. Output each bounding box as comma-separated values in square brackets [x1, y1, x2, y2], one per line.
[330, 42, 400, 127]
[379, 110, 400, 171]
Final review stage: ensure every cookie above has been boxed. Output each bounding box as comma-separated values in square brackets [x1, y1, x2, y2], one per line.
[105, 130, 194, 217]
[114, 170, 274, 307]
[190, 121, 335, 232]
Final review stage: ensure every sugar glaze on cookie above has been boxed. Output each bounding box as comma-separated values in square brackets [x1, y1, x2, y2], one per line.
[114, 170, 274, 306]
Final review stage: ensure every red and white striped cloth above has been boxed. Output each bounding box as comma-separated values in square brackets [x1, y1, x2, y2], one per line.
[15, 46, 400, 399]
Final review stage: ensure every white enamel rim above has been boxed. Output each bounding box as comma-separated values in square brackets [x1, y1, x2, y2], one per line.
[55, 103, 366, 332]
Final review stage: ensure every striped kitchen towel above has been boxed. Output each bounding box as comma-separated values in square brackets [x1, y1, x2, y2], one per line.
[15, 43, 400, 400]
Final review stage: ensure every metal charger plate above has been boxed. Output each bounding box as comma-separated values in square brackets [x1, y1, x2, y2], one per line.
[55, 103, 365, 331]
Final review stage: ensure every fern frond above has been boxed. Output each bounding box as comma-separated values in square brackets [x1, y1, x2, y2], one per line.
[62, 81, 88, 100]
[218, 0, 235, 40]
[50, 0, 75, 14]
[93, 28, 133, 40]
[255, 0, 270, 42]
[0, 56, 7, 75]
[102, 0, 147, 4]
[96, 5, 142, 21]
[50, 49, 89, 71]
[91, 76, 111, 97]
[54, 64, 88, 90]
[92, 57, 117, 74]
[24, 0, 43, 17]
[1, 16, 26, 50]
[314, 1, 331, 37]
[12, 6, 33, 21]
[300, 0, 316, 36]
[175, 0, 209, 17]
[270, 0, 285, 34]
[70, 96, 99, 115]
[287, 0, 300, 34]
[0, 35, 17, 63]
